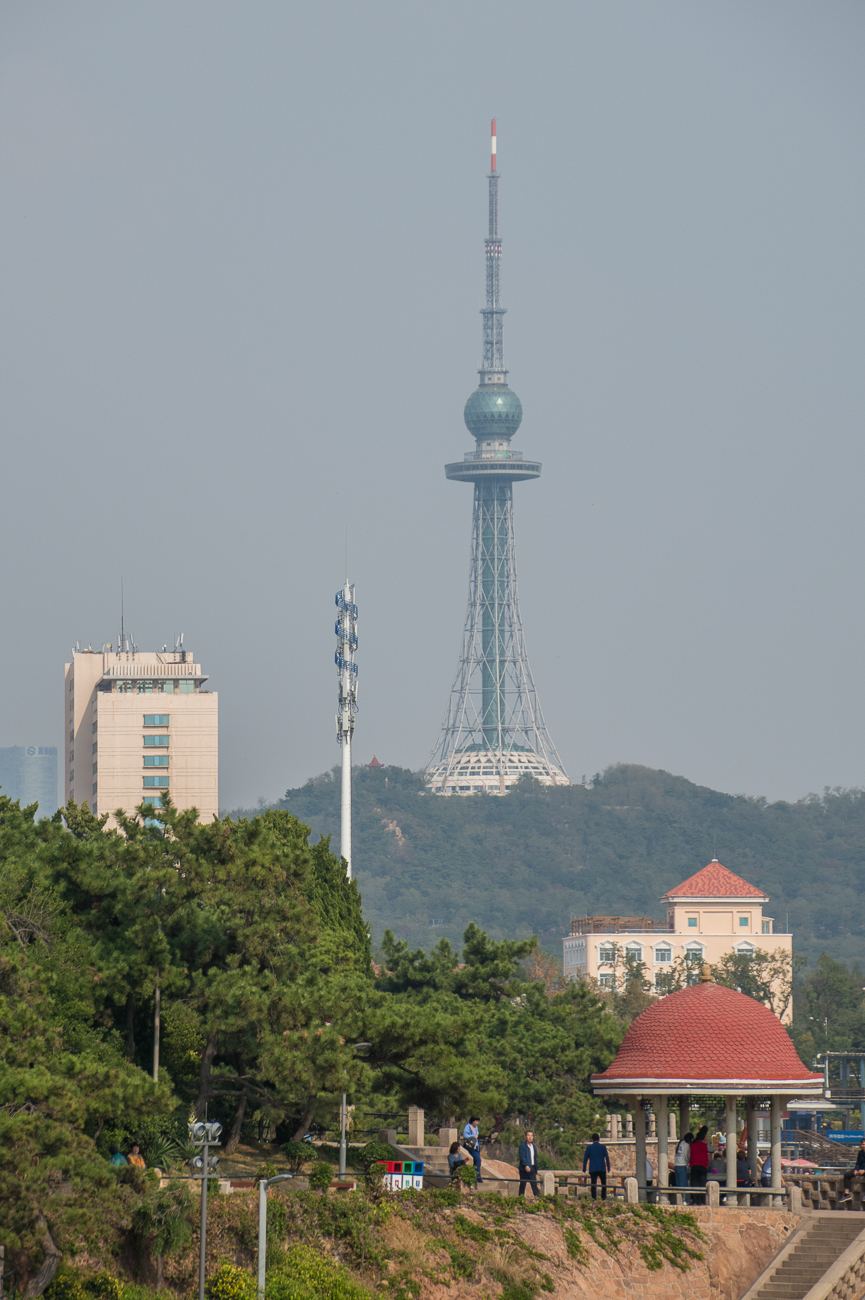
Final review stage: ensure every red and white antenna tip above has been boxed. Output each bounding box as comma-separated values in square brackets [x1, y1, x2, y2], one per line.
[491, 118, 497, 171]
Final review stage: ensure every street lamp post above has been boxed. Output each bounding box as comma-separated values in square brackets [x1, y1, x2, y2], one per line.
[338, 1042, 371, 1179]
[190, 1121, 222, 1300]
[257, 1175, 294, 1299]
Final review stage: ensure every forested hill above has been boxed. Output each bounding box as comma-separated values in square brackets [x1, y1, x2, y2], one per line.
[263, 763, 865, 966]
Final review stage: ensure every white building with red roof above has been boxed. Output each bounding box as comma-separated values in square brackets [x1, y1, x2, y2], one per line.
[563, 859, 793, 1021]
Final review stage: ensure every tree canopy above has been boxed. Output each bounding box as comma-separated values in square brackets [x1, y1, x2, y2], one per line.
[0, 791, 623, 1295]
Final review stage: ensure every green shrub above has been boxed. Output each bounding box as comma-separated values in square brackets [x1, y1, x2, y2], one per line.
[354, 1141, 399, 1171]
[451, 1163, 477, 1188]
[266, 1245, 371, 1300]
[307, 1161, 334, 1193]
[280, 1141, 311, 1174]
[45, 1270, 87, 1300]
[46, 1270, 124, 1300]
[205, 1263, 255, 1300]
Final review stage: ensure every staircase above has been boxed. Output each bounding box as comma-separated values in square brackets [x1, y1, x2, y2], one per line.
[748, 1215, 865, 1300]
[786, 1130, 856, 1164]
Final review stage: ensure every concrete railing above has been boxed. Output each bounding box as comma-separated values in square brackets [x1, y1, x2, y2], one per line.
[801, 1223, 865, 1300]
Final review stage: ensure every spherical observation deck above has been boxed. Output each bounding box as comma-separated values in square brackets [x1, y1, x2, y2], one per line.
[464, 385, 523, 440]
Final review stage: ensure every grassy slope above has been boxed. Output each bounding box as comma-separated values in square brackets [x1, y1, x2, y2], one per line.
[227, 762, 865, 967]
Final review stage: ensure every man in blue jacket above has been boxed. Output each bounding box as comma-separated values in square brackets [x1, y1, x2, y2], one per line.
[518, 1130, 539, 1198]
[582, 1133, 611, 1200]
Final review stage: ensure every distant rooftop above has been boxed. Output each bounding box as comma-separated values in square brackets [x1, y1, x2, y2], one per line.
[662, 860, 768, 901]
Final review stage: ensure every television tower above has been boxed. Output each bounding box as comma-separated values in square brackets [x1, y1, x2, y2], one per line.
[425, 122, 568, 795]
[335, 582, 358, 875]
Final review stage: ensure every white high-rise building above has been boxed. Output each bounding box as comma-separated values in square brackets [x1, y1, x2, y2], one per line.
[64, 640, 218, 826]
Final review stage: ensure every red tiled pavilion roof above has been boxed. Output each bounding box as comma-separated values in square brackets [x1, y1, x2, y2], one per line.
[662, 860, 768, 901]
[591, 981, 823, 1093]
[366, 754, 384, 768]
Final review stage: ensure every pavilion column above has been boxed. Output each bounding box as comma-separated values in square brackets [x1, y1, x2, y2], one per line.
[770, 1095, 782, 1201]
[725, 1094, 738, 1203]
[635, 1101, 647, 1203]
[679, 1098, 689, 1146]
[656, 1094, 669, 1202]
[747, 1101, 759, 1187]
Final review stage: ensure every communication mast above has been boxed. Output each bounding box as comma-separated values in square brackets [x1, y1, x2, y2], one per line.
[335, 582, 358, 877]
[425, 121, 568, 795]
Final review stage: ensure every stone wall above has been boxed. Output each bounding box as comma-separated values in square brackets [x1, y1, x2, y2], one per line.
[465, 1205, 801, 1300]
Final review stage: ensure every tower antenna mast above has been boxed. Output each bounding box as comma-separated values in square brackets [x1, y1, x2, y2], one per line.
[335, 581, 358, 877]
[425, 120, 568, 795]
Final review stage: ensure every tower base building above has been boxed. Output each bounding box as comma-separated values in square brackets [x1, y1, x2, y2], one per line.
[65, 642, 217, 827]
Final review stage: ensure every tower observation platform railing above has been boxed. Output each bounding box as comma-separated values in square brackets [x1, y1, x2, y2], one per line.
[569, 916, 673, 936]
[462, 449, 524, 461]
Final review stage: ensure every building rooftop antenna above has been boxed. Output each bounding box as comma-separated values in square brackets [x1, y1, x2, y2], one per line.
[335, 580, 358, 878]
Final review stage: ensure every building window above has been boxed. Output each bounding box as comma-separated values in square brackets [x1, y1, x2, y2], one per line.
[599, 973, 614, 988]
[685, 946, 704, 963]
[144, 715, 169, 727]
[739, 916, 749, 927]
[762, 920, 771, 934]
[143, 775, 169, 788]
[687, 917, 698, 928]
[144, 734, 170, 747]
[144, 756, 169, 768]
[625, 945, 643, 963]
[92, 762, 97, 775]
[736, 943, 755, 957]
[178, 680, 194, 693]
[142, 796, 162, 807]
[92, 783, 97, 796]
[163, 681, 175, 694]
[599, 947, 616, 964]
[654, 948, 672, 964]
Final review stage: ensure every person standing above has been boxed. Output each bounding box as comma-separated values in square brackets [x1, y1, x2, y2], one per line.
[674, 1132, 693, 1192]
[760, 1151, 772, 1188]
[518, 1130, 539, 1198]
[462, 1116, 483, 1185]
[689, 1126, 709, 1204]
[108, 1143, 127, 1167]
[582, 1133, 611, 1200]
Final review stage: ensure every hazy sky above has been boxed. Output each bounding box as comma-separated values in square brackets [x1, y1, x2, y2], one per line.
[2, 2, 864, 809]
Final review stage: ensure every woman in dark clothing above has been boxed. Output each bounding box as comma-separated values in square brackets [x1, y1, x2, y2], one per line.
[448, 1141, 471, 1178]
[689, 1126, 709, 1203]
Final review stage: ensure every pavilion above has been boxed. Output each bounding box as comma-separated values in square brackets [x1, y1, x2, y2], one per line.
[591, 965, 825, 1202]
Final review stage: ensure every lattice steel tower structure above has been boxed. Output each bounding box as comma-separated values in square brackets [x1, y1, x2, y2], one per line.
[426, 122, 568, 795]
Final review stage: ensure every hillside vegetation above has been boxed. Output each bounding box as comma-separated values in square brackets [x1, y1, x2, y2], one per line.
[274, 762, 865, 968]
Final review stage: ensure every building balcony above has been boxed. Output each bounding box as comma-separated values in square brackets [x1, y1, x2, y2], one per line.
[569, 916, 674, 936]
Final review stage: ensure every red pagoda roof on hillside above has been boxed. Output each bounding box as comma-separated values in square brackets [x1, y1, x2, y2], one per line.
[366, 754, 383, 768]
[591, 981, 822, 1090]
[662, 860, 768, 900]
